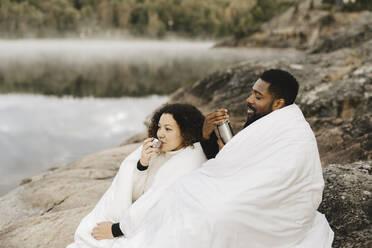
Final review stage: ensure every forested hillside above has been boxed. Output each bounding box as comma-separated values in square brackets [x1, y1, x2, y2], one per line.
[0, 0, 298, 38]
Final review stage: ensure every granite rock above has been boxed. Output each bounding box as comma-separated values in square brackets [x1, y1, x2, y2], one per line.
[320, 161, 372, 248]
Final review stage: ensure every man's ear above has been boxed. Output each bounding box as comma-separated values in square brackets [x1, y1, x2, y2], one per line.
[272, 98, 285, 110]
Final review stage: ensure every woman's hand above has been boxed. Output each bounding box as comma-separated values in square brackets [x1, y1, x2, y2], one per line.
[140, 138, 160, 166]
[92, 222, 114, 240]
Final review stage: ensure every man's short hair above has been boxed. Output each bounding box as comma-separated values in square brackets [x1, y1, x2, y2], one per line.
[260, 69, 299, 105]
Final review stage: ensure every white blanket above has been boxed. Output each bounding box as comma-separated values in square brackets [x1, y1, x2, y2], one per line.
[116, 104, 334, 248]
[67, 143, 207, 248]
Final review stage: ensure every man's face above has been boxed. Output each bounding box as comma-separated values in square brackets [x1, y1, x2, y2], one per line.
[244, 79, 275, 127]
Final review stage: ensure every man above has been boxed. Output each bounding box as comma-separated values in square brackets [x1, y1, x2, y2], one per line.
[200, 69, 299, 159]
[97, 69, 334, 248]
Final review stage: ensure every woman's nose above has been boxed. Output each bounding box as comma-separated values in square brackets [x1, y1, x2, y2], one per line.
[157, 129, 164, 138]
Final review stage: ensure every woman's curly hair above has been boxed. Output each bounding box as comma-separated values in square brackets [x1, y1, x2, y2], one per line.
[148, 103, 205, 147]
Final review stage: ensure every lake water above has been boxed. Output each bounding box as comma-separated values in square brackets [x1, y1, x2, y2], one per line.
[0, 94, 167, 196]
[0, 39, 302, 196]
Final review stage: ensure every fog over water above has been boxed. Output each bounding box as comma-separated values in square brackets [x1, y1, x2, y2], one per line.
[0, 39, 292, 60]
[0, 39, 214, 61]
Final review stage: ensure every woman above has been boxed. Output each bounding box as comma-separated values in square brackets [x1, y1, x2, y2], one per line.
[67, 103, 207, 248]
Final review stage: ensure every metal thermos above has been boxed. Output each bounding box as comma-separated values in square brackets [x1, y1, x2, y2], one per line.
[153, 138, 162, 148]
[217, 120, 234, 144]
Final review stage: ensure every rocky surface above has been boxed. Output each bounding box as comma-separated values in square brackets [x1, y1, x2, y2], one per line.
[0, 143, 140, 248]
[320, 161, 372, 248]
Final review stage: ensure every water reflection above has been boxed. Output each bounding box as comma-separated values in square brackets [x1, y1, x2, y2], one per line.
[0, 94, 168, 196]
[0, 40, 301, 97]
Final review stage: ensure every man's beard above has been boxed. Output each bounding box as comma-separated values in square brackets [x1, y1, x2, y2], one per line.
[243, 102, 273, 128]
[243, 113, 264, 128]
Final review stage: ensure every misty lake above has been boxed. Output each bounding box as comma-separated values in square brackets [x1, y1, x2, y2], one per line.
[0, 39, 302, 196]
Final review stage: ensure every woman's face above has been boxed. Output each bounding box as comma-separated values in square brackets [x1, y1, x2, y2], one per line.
[157, 113, 184, 152]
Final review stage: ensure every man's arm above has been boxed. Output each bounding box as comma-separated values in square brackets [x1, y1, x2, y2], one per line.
[200, 132, 219, 159]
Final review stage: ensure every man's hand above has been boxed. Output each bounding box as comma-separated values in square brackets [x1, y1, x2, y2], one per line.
[217, 137, 225, 149]
[202, 109, 229, 139]
[92, 222, 114, 240]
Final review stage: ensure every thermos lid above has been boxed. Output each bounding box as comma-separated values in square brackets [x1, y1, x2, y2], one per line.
[217, 119, 230, 126]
